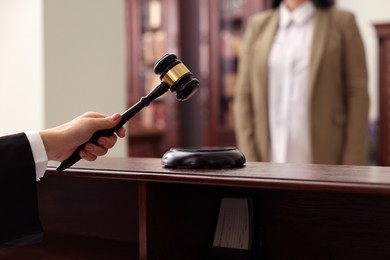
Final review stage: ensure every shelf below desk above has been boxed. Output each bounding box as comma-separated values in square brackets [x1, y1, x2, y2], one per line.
[0, 232, 139, 259]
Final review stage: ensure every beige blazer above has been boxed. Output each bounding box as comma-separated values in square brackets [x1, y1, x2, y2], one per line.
[233, 7, 369, 165]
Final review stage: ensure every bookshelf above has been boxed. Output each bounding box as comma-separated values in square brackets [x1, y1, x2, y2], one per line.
[124, 0, 272, 156]
[124, 0, 180, 157]
[205, 0, 269, 146]
[374, 23, 390, 166]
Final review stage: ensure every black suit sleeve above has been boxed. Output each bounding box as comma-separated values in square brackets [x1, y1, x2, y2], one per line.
[0, 133, 43, 248]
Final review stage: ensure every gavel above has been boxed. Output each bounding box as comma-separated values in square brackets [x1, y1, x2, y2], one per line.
[57, 53, 200, 171]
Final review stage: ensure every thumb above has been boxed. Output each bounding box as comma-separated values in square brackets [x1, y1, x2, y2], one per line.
[87, 113, 121, 133]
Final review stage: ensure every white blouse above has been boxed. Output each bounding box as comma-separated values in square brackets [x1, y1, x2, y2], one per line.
[268, 1, 315, 163]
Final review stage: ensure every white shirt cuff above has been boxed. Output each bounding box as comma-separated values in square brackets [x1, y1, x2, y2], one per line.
[26, 131, 48, 181]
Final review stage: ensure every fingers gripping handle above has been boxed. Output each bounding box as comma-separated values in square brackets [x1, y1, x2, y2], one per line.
[56, 83, 169, 171]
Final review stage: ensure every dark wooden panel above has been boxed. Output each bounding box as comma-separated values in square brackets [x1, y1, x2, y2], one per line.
[145, 183, 390, 260]
[259, 190, 390, 260]
[37, 175, 139, 243]
[4, 175, 141, 259]
[146, 183, 221, 260]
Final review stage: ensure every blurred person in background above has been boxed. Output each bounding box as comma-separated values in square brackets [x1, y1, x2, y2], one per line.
[234, 0, 369, 165]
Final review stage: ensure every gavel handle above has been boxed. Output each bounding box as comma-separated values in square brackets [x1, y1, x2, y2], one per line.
[56, 82, 169, 171]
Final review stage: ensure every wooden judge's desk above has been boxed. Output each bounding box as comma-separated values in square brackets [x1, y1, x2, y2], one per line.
[24, 158, 390, 259]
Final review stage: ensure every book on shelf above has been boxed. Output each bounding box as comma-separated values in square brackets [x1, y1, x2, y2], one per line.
[212, 197, 253, 259]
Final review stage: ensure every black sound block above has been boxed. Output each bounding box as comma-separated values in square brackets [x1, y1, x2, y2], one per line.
[162, 147, 246, 169]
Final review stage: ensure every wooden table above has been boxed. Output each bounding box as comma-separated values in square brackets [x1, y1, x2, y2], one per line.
[6, 157, 390, 259]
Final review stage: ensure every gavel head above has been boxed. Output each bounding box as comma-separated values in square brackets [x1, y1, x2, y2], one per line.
[154, 53, 200, 101]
